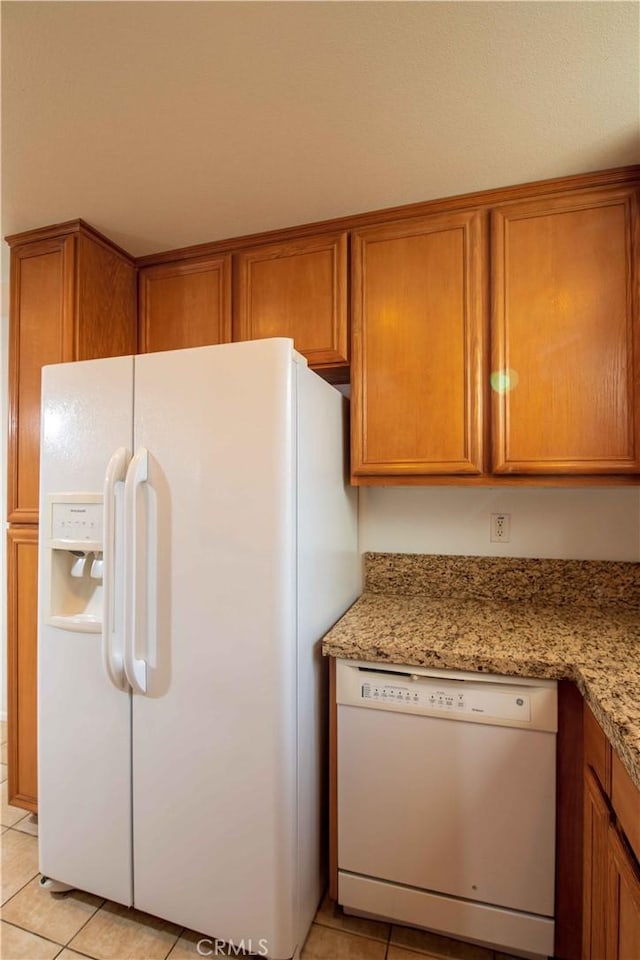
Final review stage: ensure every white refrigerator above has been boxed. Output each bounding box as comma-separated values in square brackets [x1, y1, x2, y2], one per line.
[37, 338, 360, 959]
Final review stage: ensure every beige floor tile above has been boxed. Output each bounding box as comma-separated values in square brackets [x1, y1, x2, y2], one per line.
[0, 920, 61, 959]
[388, 948, 438, 960]
[0, 764, 7, 784]
[167, 929, 210, 958]
[168, 928, 259, 957]
[1, 722, 7, 745]
[313, 894, 390, 943]
[12, 814, 38, 838]
[1, 830, 39, 904]
[2, 876, 102, 945]
[301, 923, 386, 959]
[69, 901, 181, 960]
[390, 926, 493, 960]
[55, 952, 96, 960]
[1, 783, 29, 828]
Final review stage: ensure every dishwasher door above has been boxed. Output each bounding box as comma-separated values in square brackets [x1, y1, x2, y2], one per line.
[337, 660, 557, 925]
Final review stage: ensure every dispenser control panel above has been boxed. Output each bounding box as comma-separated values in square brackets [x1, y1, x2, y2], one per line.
[50, 501, 103, 543]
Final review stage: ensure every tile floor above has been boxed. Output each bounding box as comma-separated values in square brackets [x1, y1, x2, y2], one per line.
[1, 721, 520, 960]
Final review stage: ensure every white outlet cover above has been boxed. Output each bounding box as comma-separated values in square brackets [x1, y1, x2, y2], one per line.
[490, 513, 511, 543]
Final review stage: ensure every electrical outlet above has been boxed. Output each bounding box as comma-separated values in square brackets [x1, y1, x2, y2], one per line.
[490, 513, 511, 543]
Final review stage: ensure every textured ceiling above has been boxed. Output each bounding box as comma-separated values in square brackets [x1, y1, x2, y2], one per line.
[2, 1, 639, 257]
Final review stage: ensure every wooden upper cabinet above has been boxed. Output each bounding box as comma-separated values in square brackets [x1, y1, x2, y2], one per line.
[233, 232, 348, 369]
[351, 211, 486, 480]
[8, 237, 73, 524]
[491, 187, 639, 475]
[6, 221, 137, 522]
[138, 256, 232, 353]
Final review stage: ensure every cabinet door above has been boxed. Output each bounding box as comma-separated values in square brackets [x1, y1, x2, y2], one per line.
[584, 766, 610, 960]
[351, 211, 486, 479]
[8, 228, 137, 524]
[234, 232, 348, 368]
[607, 824, 640, 960]
[491, 188, 639, 474]
[139, 256, 232, 353]
[7, 527, 39, 812]
[8, 238, 75, 523]
[612, 751, 640, 864]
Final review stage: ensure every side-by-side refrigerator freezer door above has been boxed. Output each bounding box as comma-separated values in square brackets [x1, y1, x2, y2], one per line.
[38, 355, 134, 905]
[130, 340, 299, 957]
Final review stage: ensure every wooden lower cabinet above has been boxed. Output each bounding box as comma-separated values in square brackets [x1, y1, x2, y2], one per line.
[607, 825, 640, 960]
[583, 767, 610, 959]
[583, 705, 640, 959]
[6, 526, 39, 812]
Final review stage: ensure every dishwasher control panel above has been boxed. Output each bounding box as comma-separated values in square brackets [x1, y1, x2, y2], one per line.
[360, 677, 531, 722]
[336, 659, 558, 732]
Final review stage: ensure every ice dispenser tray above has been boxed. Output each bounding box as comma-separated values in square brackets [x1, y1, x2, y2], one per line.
[45, 495, 104, 632]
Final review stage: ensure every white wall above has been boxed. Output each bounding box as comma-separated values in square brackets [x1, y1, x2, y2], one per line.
[359, 486, 640, 562]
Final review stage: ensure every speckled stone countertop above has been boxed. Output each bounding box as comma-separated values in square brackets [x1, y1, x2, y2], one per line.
[322, 553, 640, 791]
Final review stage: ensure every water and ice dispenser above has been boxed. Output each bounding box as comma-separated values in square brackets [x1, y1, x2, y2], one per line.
[44, 494, 104, 632]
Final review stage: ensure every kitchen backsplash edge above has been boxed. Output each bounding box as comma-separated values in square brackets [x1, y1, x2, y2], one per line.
[363, 551, 640, 608]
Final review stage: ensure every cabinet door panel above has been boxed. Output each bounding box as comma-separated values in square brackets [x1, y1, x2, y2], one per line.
[607, 824, 640, 960]
[612, 751, 640, 864]
[234, 232, 348, 367]
[139, 257, 232, 353]
[492, 189, 639, 474]
[584, 767, 610, 960]
[8, 238, 75, 522]
[7, 527, 39, 812]
[352, 211, 485, 477]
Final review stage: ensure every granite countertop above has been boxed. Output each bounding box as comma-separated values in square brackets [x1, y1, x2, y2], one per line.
[322, 553, 640, 791]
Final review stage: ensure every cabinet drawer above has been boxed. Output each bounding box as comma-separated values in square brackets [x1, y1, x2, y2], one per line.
[584, 703, 612, 794]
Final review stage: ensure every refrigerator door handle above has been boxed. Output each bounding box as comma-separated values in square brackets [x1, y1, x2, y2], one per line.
[102, 447, 130, 691]
[123, 447, 150, 695]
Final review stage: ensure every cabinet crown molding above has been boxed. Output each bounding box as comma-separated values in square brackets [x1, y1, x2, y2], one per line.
[5, 164, 639, 270]
[135, 163, 640, 269]
[5, 218, 135, 265]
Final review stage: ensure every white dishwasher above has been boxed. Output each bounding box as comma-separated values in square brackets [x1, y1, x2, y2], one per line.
[336, 659, 558, 959]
